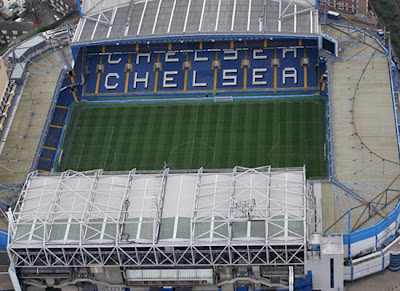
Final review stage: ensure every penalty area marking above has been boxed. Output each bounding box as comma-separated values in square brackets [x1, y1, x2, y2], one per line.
[76, 143, 85, 170]
[103, 126, 115, 169]
[72, 126, 115, 170]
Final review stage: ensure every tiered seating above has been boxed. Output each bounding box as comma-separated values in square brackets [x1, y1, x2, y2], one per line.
[51, 107, 68, 126]
[276, 47, 318, 88]
[37, 157, 52, 172]
[40, 148, 56, 160]
[44, 127, 62, 148]
[37, 119, 64, 172]
[85, 46, 319, 95]
[57, 88, 76, 107]
[36, 72, 82, 172]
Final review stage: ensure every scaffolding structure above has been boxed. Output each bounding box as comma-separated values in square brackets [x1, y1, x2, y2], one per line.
[8, 166, 313, 268]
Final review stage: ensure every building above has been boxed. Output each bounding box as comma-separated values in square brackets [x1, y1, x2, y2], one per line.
[0, 0, 16, 9]
[324, 0, 368, 16]
[0, 21, 32, 45]
[8, 166, 323, 290]
[50, 0, 77, 16]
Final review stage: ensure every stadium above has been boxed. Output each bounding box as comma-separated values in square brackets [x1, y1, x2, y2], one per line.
[0, 0, 399, 290]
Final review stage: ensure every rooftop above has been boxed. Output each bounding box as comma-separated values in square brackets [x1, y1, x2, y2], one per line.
[73, 0, 319, 46]
[9, 166, 312, 248]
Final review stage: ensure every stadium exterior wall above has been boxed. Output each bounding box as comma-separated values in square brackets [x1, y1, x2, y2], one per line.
[343, 236, 400, 281]
[324, 23, 400, 263]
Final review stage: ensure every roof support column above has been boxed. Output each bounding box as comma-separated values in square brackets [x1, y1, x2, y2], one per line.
[154, 168, 169, 244]
[117, 169, 136, 242]
[81, 170, 102, 242]
[228, 166, 237, 244]
[190, 167, 203, 242]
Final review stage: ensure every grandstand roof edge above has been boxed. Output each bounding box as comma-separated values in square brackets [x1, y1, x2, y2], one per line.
[71, 34, 320, 49]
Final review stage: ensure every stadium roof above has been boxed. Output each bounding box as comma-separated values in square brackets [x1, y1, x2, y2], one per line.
[73, 0, 319, 46]
[9, 166, 310, 248]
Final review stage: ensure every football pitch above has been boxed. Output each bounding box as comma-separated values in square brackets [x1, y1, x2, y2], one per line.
[57, 99, 327, 177]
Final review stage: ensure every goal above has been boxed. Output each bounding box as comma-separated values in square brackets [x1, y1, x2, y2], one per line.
[214, 96, 233, 102]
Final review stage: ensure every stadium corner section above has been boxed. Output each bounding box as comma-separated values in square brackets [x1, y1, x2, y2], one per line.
[34, 37, 328, 176]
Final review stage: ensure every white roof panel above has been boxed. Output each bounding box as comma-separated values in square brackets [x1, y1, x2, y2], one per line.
[73, 0, 319, 45]
[10, 166, 310, 247]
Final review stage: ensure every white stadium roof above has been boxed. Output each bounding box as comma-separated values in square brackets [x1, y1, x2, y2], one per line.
[9, 166, 311, 248]
[73, 0, 319, 45]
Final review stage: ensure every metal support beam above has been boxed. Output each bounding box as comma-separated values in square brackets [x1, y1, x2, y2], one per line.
[118, 169, 136, 242]
[154, 168, 169, 243]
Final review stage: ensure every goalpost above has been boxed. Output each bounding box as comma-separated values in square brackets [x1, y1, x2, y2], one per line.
[214, 96, 233, 102]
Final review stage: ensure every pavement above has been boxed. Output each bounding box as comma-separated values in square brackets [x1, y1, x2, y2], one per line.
[346, 270, 400, 291]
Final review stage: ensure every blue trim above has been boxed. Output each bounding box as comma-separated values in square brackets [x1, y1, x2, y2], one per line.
[332, 24, 388, 53]
[337, 187, 376, 225]
[85, 94, 317, 104]
[52, 49, 66, 67]
[332, 184, 350, 232]
[321, 34, 338, 56]
[340, 181, 400, 191]
[25, 44, 67, 67]
[388, 52, 400, 160]
[77, 0, 82, 17]
[351, 189, 393, 210]
[51, 109, 70, 170]
[83, 90, 319, 99]
[71, 34, 319, 50]
[0, 230, 8, 250]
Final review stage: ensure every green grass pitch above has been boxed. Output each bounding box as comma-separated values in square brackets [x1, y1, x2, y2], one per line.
[57, 99, 327, 177]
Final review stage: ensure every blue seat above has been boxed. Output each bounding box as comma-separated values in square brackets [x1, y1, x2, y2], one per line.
[37, 158, 52, 172]
[44, 127, 62, 148]
[51, 108, 67, 126]
[40, 148, 56, 160]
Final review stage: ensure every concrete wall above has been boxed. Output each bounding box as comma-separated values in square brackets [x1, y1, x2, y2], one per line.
[306, 252, 344, 291]
[344, 236, 400, 281]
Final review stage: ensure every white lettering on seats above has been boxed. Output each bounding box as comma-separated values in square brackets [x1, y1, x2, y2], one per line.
[223, 69, 237, 86]
[253, 49, 267, 59]
[136, 52, 151, 64]
[108, 54, 122, 64]
[163, 71, 178, 88]
[224, 50, 238, 60]
[194, 51, 208, 62]
[192, 71, 207, 87]
[105, 73, 120, 89]
[282, 48, 297, 58]
[282, 68, 297, 84]
[165, 52, 179, 62]
[133, 72, 149, 88]
[252, 68, 267, 85]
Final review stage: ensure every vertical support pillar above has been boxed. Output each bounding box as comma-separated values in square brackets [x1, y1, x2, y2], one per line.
[77, 0, 83, 17]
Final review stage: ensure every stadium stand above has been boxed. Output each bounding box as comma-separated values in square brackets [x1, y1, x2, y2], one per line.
[85, 46, 319, 95]
[3, 0, 400, 290]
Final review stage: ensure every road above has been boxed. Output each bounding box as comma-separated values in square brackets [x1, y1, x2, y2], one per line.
[23, 0, 64, 27]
